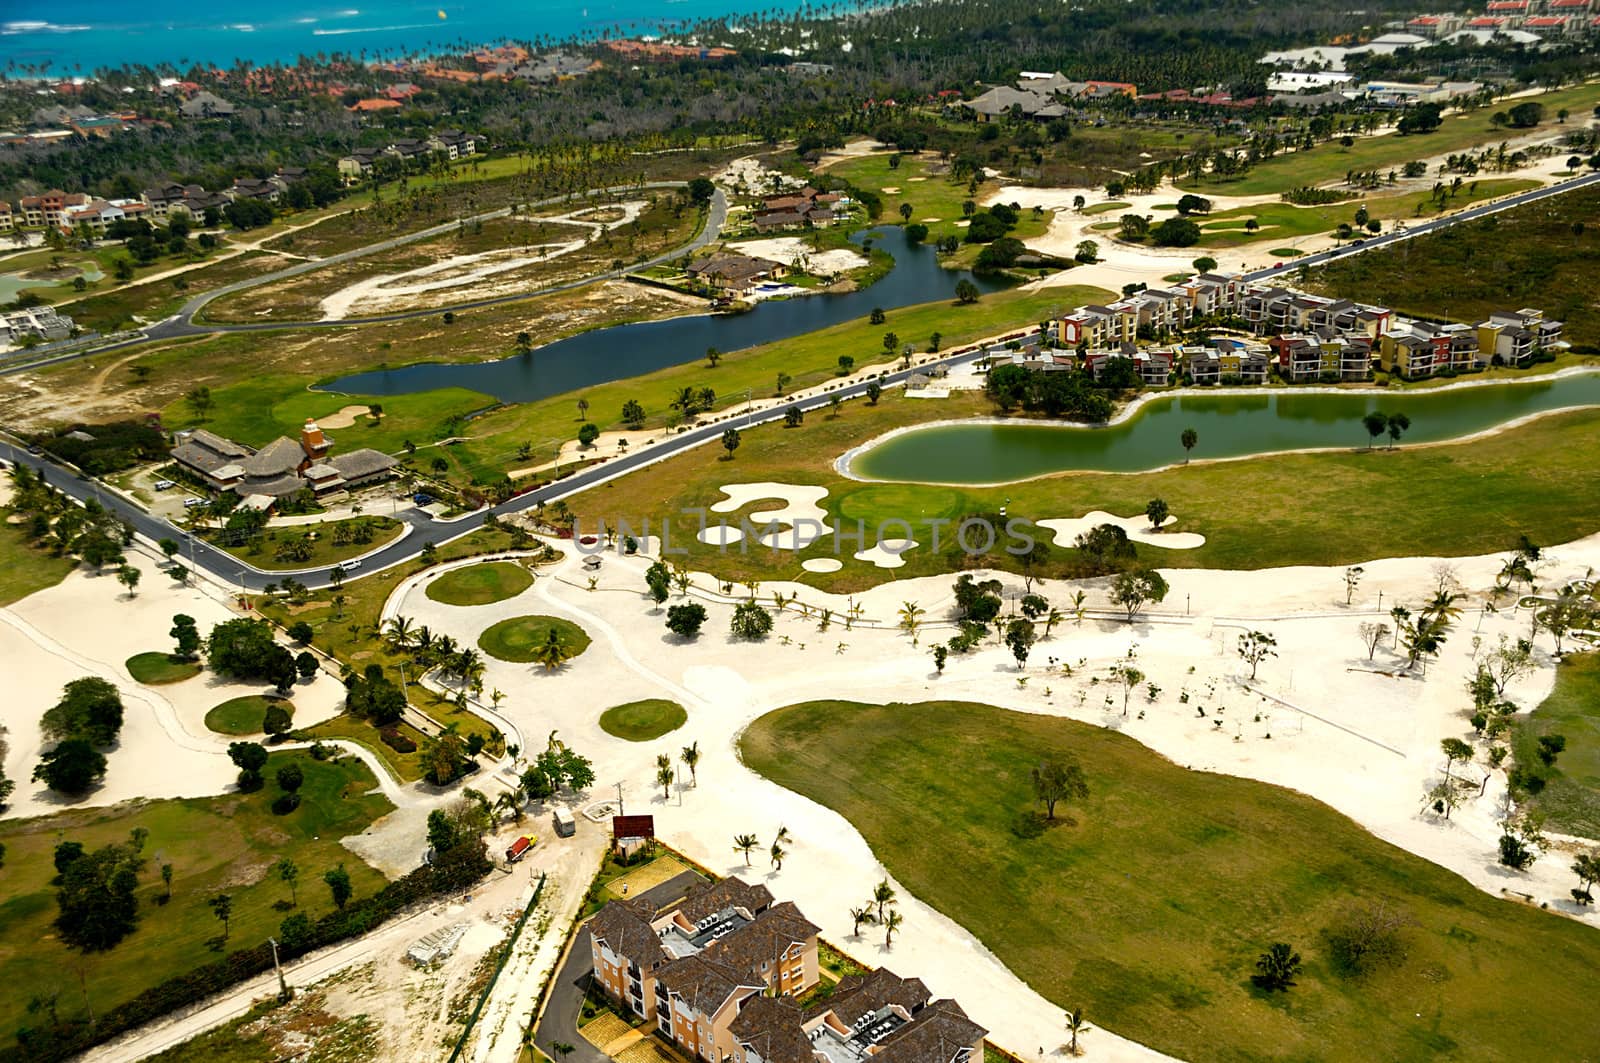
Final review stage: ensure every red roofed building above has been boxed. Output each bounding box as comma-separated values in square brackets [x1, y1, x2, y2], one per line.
[1548, 0, 1590, 10]
[1524, 14, 1571, 32]
[612, 814, 656, 858]
[1466, 16, 1508, 28]
[349, 98, 402, 112]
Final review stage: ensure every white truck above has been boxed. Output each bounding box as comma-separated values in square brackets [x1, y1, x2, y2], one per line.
[551, 805, 576, 838]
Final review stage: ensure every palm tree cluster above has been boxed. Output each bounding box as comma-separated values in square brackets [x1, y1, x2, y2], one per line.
[846, 878, 904, 948]
[1396, 589, 1463, 673]
[383, 615, 486, 694]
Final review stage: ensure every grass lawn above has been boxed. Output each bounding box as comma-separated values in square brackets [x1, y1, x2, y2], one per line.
[126, 651, 202, 685]
[1513, 651, 1600, 839]
[0, 515, 76, 606]
[477, 615, 591, 663]
[1082, 201, 1131, 216]
[826, 153, 1053, 248]
[204, 695, 293, 736]
[1268, 247, 1305, 257]
[447, 283, 1110, 483]
[570, 388, 1600, 593]
[741, 700, 1600, 1063]
[425, 561, 534, 606]
[1192, 179, 1539, 249]
[59, 252, 283, 334]
[207, 516, 405, 572]
[1308, 183, 1600, 348]
[0, 751, 391, 1043]
[598, 699, 687, 742]
[1179, 82, 1600, 196]
[298, 713, 431, 783]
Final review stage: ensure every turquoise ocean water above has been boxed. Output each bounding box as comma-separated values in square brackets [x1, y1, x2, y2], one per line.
[1, 0, 782, 75]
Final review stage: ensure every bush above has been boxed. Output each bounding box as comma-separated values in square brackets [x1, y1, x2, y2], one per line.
[380, 727, 417, 754]
[270, 792, 301, 815]
[287, 622, 314, 645]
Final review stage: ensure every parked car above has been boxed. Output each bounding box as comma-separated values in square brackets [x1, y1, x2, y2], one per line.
[153, 479, 175, 491]
[412, 492, 434, 505]
[183, 497, 207, 509]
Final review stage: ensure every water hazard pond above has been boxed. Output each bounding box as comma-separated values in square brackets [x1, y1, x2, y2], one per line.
[844, 372, 1600, 484]
[322, 227, 1010, 405]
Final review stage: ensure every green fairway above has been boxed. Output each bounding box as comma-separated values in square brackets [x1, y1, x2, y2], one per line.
[126, 652, 202, 685]
[425, 561, 534, 606]
[477, 615, 591, 663]
[0, 515, 76, 606]
[1514, 652, 1600, 839]
[204, 695, 293, 736]
[1179, 82, 1600, 196]
[826, 153, 1052, 246]
[741, 700, 1600, 1063]
[573, 381, 1600, 592]
[0, 751, 391, 1043]
[599, 699, 688, 742]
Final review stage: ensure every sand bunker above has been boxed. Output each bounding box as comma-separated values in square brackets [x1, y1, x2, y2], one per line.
[709, 482, 833, 550]
[801, 558, 843, 573]
[853, 537, 919, 569]
[316, 404, 373, 429]
[698, 525, 746, 546]
[1037, 511, 1206, 550]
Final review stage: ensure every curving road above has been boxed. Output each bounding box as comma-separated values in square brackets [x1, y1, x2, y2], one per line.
[5, 171, 1598, 591]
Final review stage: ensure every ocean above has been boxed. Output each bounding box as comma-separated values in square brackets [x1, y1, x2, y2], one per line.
[1, 0, 782, 76]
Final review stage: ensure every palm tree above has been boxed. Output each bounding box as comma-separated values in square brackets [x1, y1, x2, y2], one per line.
[775, 825, 792, 845]
[1071, 590, 1088, 625]
[655, 754, 674, 800]
[873, 878, 897, 922]
[733, 833, 759, 866]
[1043, 607, 1065, 638]
[770, 842, 786, 871]
[849, 905, 874, 936]
[383, 615, 413, 649]
[530, 629, 574, 671]
[1064, 1009, 1091, 1056]
[410, 625, 435, 660]
[898, 601, 925, 643]
[882, 909, 904, 948]
[495, 789, 525, 823]
[681, 742, 700, 786]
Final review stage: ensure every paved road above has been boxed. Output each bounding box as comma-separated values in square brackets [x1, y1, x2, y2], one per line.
[1234, 169, 1600, 284]
[8, 170, 1598, 591]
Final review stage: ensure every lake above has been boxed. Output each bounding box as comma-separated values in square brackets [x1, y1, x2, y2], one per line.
[843, 373, 1600, 483]
[322, 227, 1012, 404]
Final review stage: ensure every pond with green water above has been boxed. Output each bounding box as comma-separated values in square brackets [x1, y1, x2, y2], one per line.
[845, 373, 1600, 483]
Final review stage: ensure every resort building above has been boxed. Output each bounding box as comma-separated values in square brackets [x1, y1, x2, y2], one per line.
[589, 877, 820, 1058]
[0, 307, 75, 345]
[730, 968, 987, 1063]
[685, 253, 788, 294]
[169, 420, 398, 500]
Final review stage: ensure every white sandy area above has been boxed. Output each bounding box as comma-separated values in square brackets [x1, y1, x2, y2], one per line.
[314, 403, 375, 429]
[730, 236, 868, 277]
[390, 531, 1600, 1063]
[1, 555, 348, 821]
[709, 481, 833, 550]
[801, 558, 843, 573]
[1038, 511, 1205, 550]
[854, 537, 919, 569]
[318, 199, 648, 319]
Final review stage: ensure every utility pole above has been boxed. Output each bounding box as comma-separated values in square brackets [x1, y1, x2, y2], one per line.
[615, 781, 625, 816]
[268, 937, 292, 1002]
